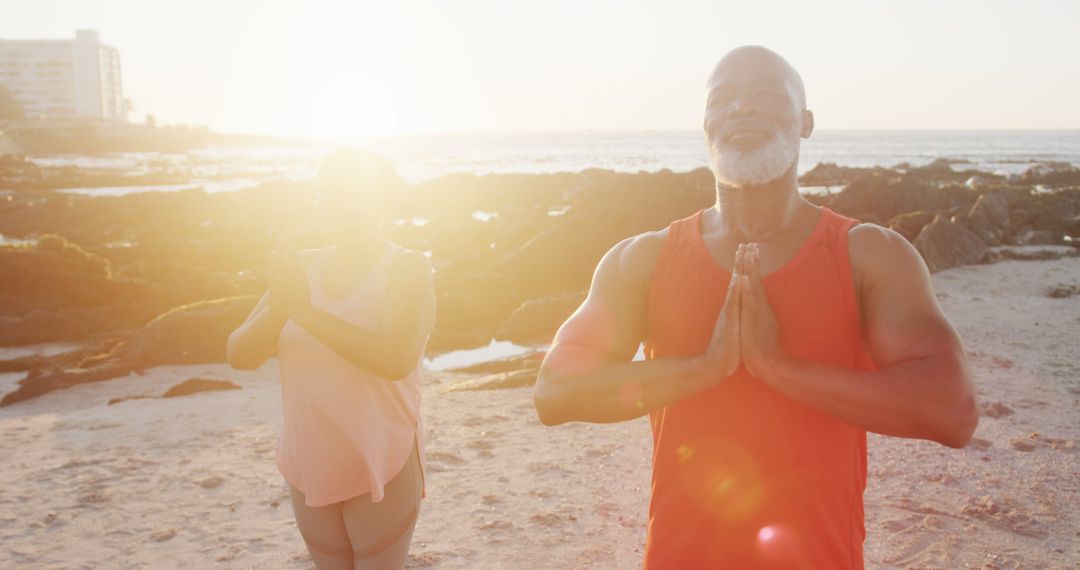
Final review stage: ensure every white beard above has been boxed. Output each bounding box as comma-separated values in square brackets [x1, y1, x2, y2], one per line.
[707, 126, 801, 187]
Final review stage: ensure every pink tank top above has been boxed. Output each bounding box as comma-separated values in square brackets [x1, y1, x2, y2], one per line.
[275, 242, 426, 507]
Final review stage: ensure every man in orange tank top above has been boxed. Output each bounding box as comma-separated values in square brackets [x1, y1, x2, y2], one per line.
[533, 46, 978, 569]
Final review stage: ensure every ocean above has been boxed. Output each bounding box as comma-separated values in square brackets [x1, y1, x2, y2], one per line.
[22, 130, 1080, 196]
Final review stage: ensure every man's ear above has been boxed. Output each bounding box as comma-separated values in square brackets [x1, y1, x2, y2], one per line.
[801, 110, 815, 138]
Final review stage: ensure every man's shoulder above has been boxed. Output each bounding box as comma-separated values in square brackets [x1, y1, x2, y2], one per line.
[846, 222, 929, 287]
[621, 226, 670, 256]
[848, 223, 918, 259]
[607, 227, 671, 281]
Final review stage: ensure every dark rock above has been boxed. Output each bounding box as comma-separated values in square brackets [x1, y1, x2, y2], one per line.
[975, 192, 1010, 228]
[913, 215, 989, 272]
[798, 163, 883, 187]
[1, 362, 136, 406]
[492, 169, 711, 297]
[965, 175, 1001, 189]
[914, 158, 955, 175]
[827, 174, 974, 226]
[5, 158, 1078, 405]
[955, 192, 1010, 246]
[1016, 162, 1080, 188]
[1011, 229, 1059, 246]
[0, 353, 47, 373]
[887, 211, 935, 242]
[105, 378, 240, 405]
[0, 310, 89, 345]
[0, 235, 120, 307]
[1047, 285, 1079, 299]
[431, 288, 522, 353]
[107, 395, 154, 405]
[198, 475, 226, 489]
[906, 159, 1000, 187]
[979, 401, 1015, 418]
[0, 296, 255, 406]
[1004, 188, 1080, 245]
[494, 290, 587, 345]
[419, 213, 498, 270]
[0, 235, 188, 344]
[493, 205, 554, 252]
[162, 378, 241, 398]
[151, 529, 178, 542]
[107, 295, 259, 368]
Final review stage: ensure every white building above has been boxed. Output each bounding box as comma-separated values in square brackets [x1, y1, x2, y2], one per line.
[0, 30, 126, 121]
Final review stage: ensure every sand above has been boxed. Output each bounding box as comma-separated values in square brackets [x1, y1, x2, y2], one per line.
[1, 255, 1078, 569]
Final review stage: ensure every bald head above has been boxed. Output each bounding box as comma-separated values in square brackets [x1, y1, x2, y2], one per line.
[707, 45, 806, 110]
[703, 46, 813, 187]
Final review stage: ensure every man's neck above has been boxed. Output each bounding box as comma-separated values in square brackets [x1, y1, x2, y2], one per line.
[711, 165, 811, 242]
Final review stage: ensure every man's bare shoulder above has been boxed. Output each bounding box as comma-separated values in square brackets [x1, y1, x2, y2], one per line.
[849, 223, 923, 266]
[847, 222, 932, 293]
[601, 227, 670, 286]
[559, 228, 670, 354]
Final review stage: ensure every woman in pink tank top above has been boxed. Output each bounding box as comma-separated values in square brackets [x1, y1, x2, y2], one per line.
[226, 149, 436, 569]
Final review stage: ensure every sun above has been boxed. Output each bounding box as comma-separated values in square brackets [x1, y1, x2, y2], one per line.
[307, 73, 400, 139]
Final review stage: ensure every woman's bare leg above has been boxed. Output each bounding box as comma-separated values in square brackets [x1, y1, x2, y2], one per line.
[289, 484, 354, 570]
[341, 443, 423, 570]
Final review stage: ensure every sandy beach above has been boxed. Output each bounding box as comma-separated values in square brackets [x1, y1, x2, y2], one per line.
[1, 253, 1078, 569]
[4, 2, 1079, 567]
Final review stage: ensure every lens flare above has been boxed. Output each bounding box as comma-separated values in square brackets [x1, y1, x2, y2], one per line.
[755, 524, 809, 568]
[676, 436, 763, 523]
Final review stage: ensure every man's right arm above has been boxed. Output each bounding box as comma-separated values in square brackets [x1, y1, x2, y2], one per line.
[226, 289, 289, 371]
[532, 232, 738, 426]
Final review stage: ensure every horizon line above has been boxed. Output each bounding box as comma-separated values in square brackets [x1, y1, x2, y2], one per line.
[209, 127, 1080, 142]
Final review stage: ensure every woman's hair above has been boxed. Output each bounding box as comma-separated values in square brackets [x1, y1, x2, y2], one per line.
[317, 148, 406, 199]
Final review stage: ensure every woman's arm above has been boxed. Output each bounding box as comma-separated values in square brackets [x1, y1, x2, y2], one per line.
[226, 242, 296, 371]
[226, 289, 289, 370]
[288, 250, 436, 380]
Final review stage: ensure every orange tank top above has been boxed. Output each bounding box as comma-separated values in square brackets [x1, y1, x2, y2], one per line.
[643, 206, 874, 569]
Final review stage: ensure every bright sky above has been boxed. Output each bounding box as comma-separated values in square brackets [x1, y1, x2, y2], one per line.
[3, 0, 1079, 136]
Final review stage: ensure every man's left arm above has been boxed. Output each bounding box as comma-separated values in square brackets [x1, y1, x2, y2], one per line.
[740, 226, 978, 448]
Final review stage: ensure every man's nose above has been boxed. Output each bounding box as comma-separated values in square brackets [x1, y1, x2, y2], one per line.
[727, 93, 760, 118]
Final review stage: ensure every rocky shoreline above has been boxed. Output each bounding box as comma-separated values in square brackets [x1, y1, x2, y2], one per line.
[1, 156, 1078, 405]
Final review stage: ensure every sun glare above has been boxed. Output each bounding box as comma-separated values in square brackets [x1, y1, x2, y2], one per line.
[308, 73, 400, 138]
